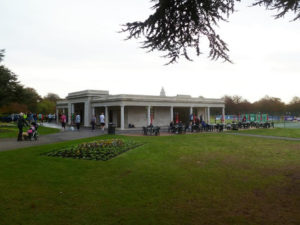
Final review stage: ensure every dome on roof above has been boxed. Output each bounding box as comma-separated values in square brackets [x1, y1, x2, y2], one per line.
[160, 87, 166, 96]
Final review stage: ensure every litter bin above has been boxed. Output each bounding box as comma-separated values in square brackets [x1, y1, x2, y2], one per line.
[108, 123, 116, 134]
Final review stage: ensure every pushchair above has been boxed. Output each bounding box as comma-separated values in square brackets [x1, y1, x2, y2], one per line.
[23, 122, 39, 141]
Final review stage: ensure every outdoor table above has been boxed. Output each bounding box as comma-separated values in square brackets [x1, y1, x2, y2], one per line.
[191, 124, 200, 132]
[174, 124, 184, 134]
[143, 126, 160, 136]
[231, 123, 239, 130]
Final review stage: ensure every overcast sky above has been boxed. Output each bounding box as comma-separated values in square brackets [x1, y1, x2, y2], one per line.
[1, 0, 299, 103]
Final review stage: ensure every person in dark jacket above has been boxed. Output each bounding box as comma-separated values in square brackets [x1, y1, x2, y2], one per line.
[17, 112, 28, 141]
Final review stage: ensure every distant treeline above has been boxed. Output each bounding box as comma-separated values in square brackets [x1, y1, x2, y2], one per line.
[0, 49, 60, 114]
[211, 96, 300, 116]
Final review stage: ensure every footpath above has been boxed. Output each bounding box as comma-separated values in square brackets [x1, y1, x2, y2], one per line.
[0, 125, 106, 152]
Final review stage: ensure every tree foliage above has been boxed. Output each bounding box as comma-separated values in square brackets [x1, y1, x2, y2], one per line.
[37, 99, 56, 114]
[36, 93, 61, 114]
[0, 49, 4, 63]
[18, 88, 41, 112]
[0, 52, 51, 114]
[0, 65, 20, 107]
[287, 96, 300, 115]
[44, 93, 61, 102]
[222, 95, 298, 115]
[252, 95, 286, 115]
[0, 103, 28, 114]
[224, 95, 252, 114]
[123, 0, 300, 64]
[254, 0, 300, 20]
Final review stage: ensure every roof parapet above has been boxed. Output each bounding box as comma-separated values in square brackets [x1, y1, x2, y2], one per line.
[67, 90, 109, 99]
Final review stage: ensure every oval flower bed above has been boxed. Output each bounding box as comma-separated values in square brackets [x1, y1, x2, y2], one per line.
[46, 139, 143, 161]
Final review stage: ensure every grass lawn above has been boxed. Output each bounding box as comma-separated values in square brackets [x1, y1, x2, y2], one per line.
[231, 128, 300, 138]
[0, 133, 299, 225]
[0, 124, 60, 139]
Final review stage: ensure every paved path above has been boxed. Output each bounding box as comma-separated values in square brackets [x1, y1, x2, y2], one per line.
[226, 132, 300, 141]
[0, 127, 106, 152]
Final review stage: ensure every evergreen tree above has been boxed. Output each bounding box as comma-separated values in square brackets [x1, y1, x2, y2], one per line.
[123, 0, 300, 64]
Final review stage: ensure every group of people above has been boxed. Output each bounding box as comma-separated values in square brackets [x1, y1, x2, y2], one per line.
[90, 113, 105, 131]
[169, 114, 207, 133]
[60, 112, 105, 131]
[12, 112, 56, 124]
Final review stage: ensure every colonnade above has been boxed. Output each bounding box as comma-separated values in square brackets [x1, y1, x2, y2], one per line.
[59, 103, 225, 130]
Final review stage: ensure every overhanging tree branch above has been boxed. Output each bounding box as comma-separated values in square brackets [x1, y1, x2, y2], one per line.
[0, 49, 5, 63]
[122, 0, 237, 64]
[122, 0, 299, 64]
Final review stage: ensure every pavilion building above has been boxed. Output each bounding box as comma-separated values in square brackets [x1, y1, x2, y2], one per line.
[56, 90, 225, 129]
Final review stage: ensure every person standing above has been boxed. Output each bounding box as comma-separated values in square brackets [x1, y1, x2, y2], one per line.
[75, 113, 81, 131]
[71, 113, 75, 124]
[99, 113, 105, 131]
[91, 114, 96, 131]
[17, 112, 28, 141]
[61, 113, 67, 130]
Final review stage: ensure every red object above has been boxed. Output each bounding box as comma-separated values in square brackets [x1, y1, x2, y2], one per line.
[193, 114, 196, 123]
[176, 113, 179, 124]
[267, 114, 269, 121]
[150, 114, 153, 124]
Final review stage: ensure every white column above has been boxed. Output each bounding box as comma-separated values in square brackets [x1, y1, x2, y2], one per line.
[105, 106, 108, 128]
[170, 106, 173, 122]
[190, 106, 193, 115]
[147, 106, 151, 125]
[222, 107, 225, 124]
[92, 107, 95, 116]
[71, 104, 75, 125]
[68, 103, 72, 125]
[207, 107, 210, 124]
[120, 105, 125, 130]
[84, 100, 91, 127]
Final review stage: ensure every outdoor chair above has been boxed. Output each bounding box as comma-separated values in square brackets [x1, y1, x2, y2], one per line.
[192, 124, 200, 132]
[154, 126, 160, 136]
[226, 124, 232, 130]
[217, 124, 224, 132]
[142, 127, 148, 135]
[232, 123, 239, 130]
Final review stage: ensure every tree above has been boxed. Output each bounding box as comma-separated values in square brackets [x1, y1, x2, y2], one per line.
[224, 95, 253, 114]
[16, 87, 41, 112]
[123, 0, 300, 64]
[0, 103, 28, 114]
[253, 95, 286, 115]
[36, 93, 60, 114]
[0, 52, 42, 113]
[37, 99, 56, 114]
[44, 93, 61, 102]
[0, 49, 4, 63]
[0, 65, 20, 108]
[287, 96, 300, 116]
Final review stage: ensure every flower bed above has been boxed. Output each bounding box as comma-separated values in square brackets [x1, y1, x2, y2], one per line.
[45, 139, 143, 161]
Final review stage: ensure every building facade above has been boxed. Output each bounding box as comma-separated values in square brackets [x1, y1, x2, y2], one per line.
[56, 90, 225, 129]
